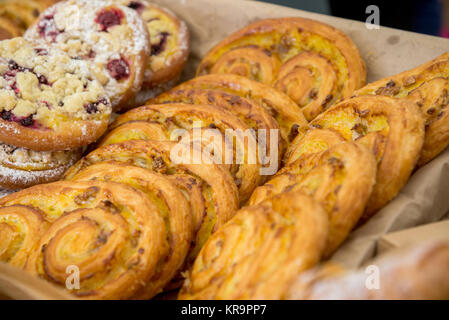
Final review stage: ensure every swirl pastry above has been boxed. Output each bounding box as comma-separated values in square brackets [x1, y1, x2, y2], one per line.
[307, 96, 425, 219]
[0, 205, 49, 268]
[65, 139, 239, 261]
[286, 241, 449, 300]
[284, 128, 345, 165]
[149, 88, 283, 158]
[0, 17, 21, 40]
[66, 162, 192, 299]
[108, 103, 262, 203]
[175, 74, 308, 145]
[0, 143, 82, 190]
[0, 37, 111, 151]
[25, 0, 150, 110]
[249, 141, 376, 257]
[0, 181, 167, 299]
[117, 0, 190, 106]
[100, 120, 169, 146]
[197, 18, 366, 121]
[355, 52, 449, 166]
[179, 191, 329, 300]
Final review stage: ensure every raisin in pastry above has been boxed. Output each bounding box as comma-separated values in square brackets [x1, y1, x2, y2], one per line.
[0, 37, 111, 151]
[121, 0, 190, 107]
[0, 143, 82, 190]
[25, 0, 150, 110]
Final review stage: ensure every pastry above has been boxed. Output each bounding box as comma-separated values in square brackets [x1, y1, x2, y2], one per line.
[64, 139, 239, 261]
[0, 181, 168, 299]
[355, 52, 449, 166]
[108, 103, 262, 203]
[197, 17, 366, 121]
[0, 17, 22, 40]
[0, 205, 49, 268]
[100, 120, 170, 146]
[174, 74, 308, 146]
[249, 141, 377, 257]
[25, 0, 150, 110]
[0, 37, 112, 151]
[179, 190, 329, 300]
[308, 96, 425, 219]
[286, 241, 449, 300]
[66, 162, 193, 299]
[149, 88, 283, 159]
[118, 0, 190, 106]
[284, 128, 345, 165]
[0, 143, 82, 190]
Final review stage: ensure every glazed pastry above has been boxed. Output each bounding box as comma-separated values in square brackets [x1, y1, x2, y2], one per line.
[175, 74, 308, 145]
[0, 205, 49, 268]
[100, 120, 170, 146]
[0, 0, 56, 33]
[149, 88, 283, 159]
[197, 18, 366, 121]
[0, 143, 82, 190]
[307, 96, 425, 219]
[0, 181, 167, 299]
[64, 139, 239, 260]
[0, 37, 111, 151]
[286, 241, 449, 300]
[284, 128, 345, 165]
[249, 142, 376, 257]
[108, 103, 262, 203]
[355, 52, 449, 166]
[66, 162, 192, 299]
[25, 0, 150, 110]
[118, 0, 190, 106]
[179, 191, 329, 300]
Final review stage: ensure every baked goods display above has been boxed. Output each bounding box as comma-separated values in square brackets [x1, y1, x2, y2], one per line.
[354, 52, 449, 166]
[196, 17, 367, 121]
[0, 1, 448, 301]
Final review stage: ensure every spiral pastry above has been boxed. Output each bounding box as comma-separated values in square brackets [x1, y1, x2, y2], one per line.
[284, 128, 345, 165]
[355, 52, 449, 166]
[175, 74, 308, 145]
[149, 88, 283, 158]
[286, 241, 449, 300]
[0, 17, 21, 40]
[65, 139, 239, 262]
[249, 141, 376, 257]
[308, 96, 425, 219]
[0, 205, 49, 268]
[108, 103, 262, 203]
[179, 190, 329, 300]
[100, 121, 169, 146]
[197, 18, 366, 121]
[0, 181, 167, 299]
[65, 162, 192, 299]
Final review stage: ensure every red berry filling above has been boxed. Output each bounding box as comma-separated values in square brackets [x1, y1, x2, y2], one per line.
[0, 110, 36, 128]
[128, 1, 144, 13]
[84, 98, 109, 114]
[95, 8, 124, 32]
[107, 58, 130, 81]
[37, 14, 61, 42]
[34, 48, 48, 56]
[151, 32, 170, 56]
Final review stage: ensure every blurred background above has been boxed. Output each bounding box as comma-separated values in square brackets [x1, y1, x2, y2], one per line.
[258, 0, 446, 38]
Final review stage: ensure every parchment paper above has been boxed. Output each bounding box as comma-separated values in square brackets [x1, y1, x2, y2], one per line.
[151, 0, 449, 267]
[3, 0, 449, 299]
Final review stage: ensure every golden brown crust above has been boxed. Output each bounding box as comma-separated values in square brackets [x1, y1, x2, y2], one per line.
[175, 74, 308, 145]
[249, 142, 376, 257]
[109, 103, 262, 203]
[149, 88, 284, 158]
[66, 161, 193, 299]
[179, 191, 329, 300]
[355, 52, 449, 166]
[99, 120, 169, 146]
[286, 241, 449, 300]
[0, 17, 22, 40]
[0, 181, 167, 299]
[197, 17, 366, 121]
[308, 96, 425, 219]
[0, 205, 49, 268]
[284, 128, 345, 165]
